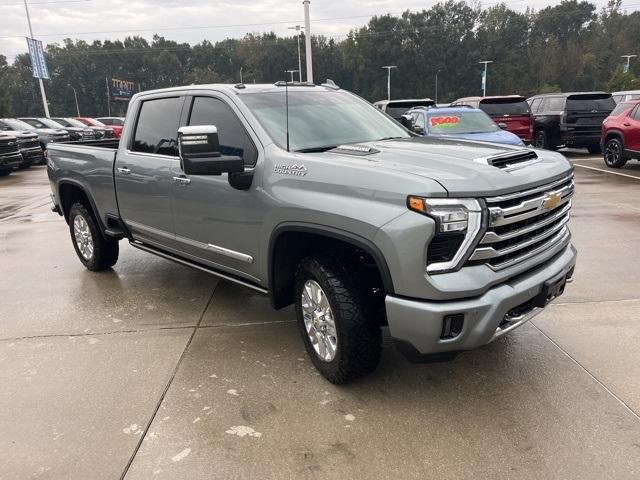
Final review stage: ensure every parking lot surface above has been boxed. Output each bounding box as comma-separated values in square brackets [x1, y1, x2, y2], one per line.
[2, 153, 640, 479]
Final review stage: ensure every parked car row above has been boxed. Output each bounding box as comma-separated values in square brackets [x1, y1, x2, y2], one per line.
[0, 116, 124, 178]
[378, 89, 640, 169]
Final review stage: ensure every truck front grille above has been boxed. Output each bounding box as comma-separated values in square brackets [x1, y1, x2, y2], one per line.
[467, 173, 574, 270]
[19, 138, 40, 149]
[0, 142, 20, 155]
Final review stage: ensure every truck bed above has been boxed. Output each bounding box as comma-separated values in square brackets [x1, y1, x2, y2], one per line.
[47, 140, 121, 226]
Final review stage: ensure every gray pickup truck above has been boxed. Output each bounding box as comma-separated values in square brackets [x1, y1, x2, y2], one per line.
[47, 83, 577, 383]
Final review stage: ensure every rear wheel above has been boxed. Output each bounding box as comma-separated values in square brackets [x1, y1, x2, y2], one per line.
[603, 138, 627, 168]
[294, 254, 381, 384]
[68, 202, 119, 271]
[533, 130, 555, 150]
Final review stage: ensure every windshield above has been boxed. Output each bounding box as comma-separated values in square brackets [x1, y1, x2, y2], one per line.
[566, 96, 615, 111]
[1, 119, 35, 130]
[57, 118, 88, 128]
[479, 99, 530, 116]
[241, 90, 410, 151]
[23, 118, 64, 129]
[98, 118, 124, 126]
[426, 110, 499, 135]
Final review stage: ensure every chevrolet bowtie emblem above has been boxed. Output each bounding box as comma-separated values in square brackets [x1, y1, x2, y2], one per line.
[543, 193, 561, 210]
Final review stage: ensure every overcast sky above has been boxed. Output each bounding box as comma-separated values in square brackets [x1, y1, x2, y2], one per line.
[0, 0, 626, 63]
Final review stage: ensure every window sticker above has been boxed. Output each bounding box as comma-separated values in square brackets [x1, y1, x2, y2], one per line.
[430, 116, 460, 128]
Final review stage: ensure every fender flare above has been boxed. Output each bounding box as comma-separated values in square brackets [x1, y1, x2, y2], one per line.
[57, 179, 107, 235]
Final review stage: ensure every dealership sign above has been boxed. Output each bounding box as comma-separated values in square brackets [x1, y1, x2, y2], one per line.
[26, 37, 49, 79]
[110, 78, 135, 101]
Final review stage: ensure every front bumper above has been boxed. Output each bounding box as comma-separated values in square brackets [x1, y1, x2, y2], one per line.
[561, 130, 600, 147]
[20, 147, 44, 166]
[0, 152, 23, 169]
[386, 244, 577, 359]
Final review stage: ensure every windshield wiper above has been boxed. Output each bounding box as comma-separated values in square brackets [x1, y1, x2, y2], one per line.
[295, 145, 339, 153]
[376, 136, 405, 141]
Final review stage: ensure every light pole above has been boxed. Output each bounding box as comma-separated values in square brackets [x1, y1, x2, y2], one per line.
[381, 65, 397, 101]
[479, 60, 493, 96]
[23, 0, 49, 117]
[302, 0, 313, 84]
[240, 66, 243, 83]
[288, 25, 304, 82]
[435, 69, 440, 104]
[285, 70, 299, 83]
[69, 86, 80, 116]
[621, 55, 637, 73]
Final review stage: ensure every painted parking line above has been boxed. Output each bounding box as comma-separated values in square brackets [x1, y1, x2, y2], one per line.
[573, 163, 640, 181]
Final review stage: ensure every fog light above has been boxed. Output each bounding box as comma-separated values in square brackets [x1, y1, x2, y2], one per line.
[441, 314, 464, 339]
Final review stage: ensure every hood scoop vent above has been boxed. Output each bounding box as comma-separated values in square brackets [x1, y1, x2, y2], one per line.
[475, 149, 540, 172]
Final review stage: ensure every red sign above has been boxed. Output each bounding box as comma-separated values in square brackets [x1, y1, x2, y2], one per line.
[430, 116, 460, 127]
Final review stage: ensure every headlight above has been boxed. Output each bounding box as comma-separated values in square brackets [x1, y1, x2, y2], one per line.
[407, 197, 484, 274]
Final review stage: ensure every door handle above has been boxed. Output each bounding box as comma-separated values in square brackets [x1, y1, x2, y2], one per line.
[173, 176, 191, 186]
[623, 123, 631, 127]
[117, 167, 131, 175]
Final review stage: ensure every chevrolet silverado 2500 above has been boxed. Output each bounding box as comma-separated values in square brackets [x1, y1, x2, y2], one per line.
[47, 83, 577, 384]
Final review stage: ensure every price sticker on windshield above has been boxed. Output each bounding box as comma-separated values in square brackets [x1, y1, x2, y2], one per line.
[430, 116, 460, 128]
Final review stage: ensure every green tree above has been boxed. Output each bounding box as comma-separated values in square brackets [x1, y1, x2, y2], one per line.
[608, 65, 639, 91]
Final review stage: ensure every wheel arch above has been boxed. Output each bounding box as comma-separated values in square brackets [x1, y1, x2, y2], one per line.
[268, 224, 395, 310]
[58, 180, 107, 236]
[604, 129, 625, 148]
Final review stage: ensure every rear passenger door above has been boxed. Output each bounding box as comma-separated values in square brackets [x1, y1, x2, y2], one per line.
[115, 95, 185, 249]
[170, 94, 264, 282]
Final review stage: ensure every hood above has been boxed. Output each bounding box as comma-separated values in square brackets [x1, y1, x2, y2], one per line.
[0, 129, 38, 139]
[34, 128, 68, 135]
[319, 136, 572, 197]
[436, 130, 523, 146]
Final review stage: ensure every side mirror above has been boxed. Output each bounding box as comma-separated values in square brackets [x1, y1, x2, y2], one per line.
[497, 122, 508, 130]
[399, 114, 413, 129]
[178, 125, 244, 176]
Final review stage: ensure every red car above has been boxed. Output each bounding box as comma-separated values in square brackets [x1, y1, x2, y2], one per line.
[601, 99, 640, 168]
[96, 117, 125, 139]
[74, 117, 116, 139]
[450, 95, 533, 143]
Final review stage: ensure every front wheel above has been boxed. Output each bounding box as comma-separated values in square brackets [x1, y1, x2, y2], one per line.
[603, 138, 627, 168]
[68, 203, 119, 271]
[294, 254, 381, 384]
[534, 130, 551, 149]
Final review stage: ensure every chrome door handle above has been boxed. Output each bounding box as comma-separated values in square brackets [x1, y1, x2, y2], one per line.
[173, 176, 191, 186]
[117, 167, 131, 175]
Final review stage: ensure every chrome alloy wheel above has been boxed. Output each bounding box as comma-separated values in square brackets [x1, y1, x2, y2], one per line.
[73, 214, 94, 260]
[301, 280, 338, 362]
[605, 140, 621, 166]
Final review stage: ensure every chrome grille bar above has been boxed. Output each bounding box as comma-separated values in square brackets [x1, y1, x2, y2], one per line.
[488, 228, 571, 270]
[485, 173, 574, 203]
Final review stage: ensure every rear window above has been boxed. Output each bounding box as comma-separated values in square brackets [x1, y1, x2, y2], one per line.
[385, 101, 434, 118]
[566, 95, 615, 112]
[479, 99, 530, 116]
[610, 102, 634, 116]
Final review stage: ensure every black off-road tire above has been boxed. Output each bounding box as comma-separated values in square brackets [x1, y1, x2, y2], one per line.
[294, 254, 382, 384]
[587, 144, 602, 154]
[534, 129, 556, 150]
[68, 202, 119, 271]
[603, 138, 627, 168]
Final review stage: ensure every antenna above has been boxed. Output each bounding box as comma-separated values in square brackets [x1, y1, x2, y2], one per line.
[285, 75, 290, 152]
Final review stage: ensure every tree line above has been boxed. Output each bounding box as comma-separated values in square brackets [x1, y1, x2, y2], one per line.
[1, 0, 639, 117]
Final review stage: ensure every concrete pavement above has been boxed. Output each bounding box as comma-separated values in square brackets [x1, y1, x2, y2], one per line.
[1, 154, 639, 480]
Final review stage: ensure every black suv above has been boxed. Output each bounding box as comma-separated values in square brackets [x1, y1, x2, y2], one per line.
[528, 92, 615, 153]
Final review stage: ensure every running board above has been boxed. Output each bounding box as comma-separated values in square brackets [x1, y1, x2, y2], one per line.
[129, 241, 268, 295]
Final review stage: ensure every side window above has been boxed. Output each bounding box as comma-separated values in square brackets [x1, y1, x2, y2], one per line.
[632, 106, 640, 121]
[530, 98, 542, 113]
[188, 96, 258, 166]
[132, 97, 182, 156]
[547, 97, 564, 111]
[414, 113, 426, 131]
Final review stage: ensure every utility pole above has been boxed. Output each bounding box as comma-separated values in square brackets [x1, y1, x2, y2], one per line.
[435, 70, 440, 104]
[621, 54, 637, 73]
[302, 0, 313, 84]
[381, 65, 397, 101]
[288, 25, 304, 82]
[23, 0, 49, 118]
[70, 86, 80, 116]
[240, 66, 243, 83]
[479, 60, 493, 96]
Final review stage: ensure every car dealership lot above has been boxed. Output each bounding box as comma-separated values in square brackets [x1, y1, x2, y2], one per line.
[1, 155, 640, 479]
